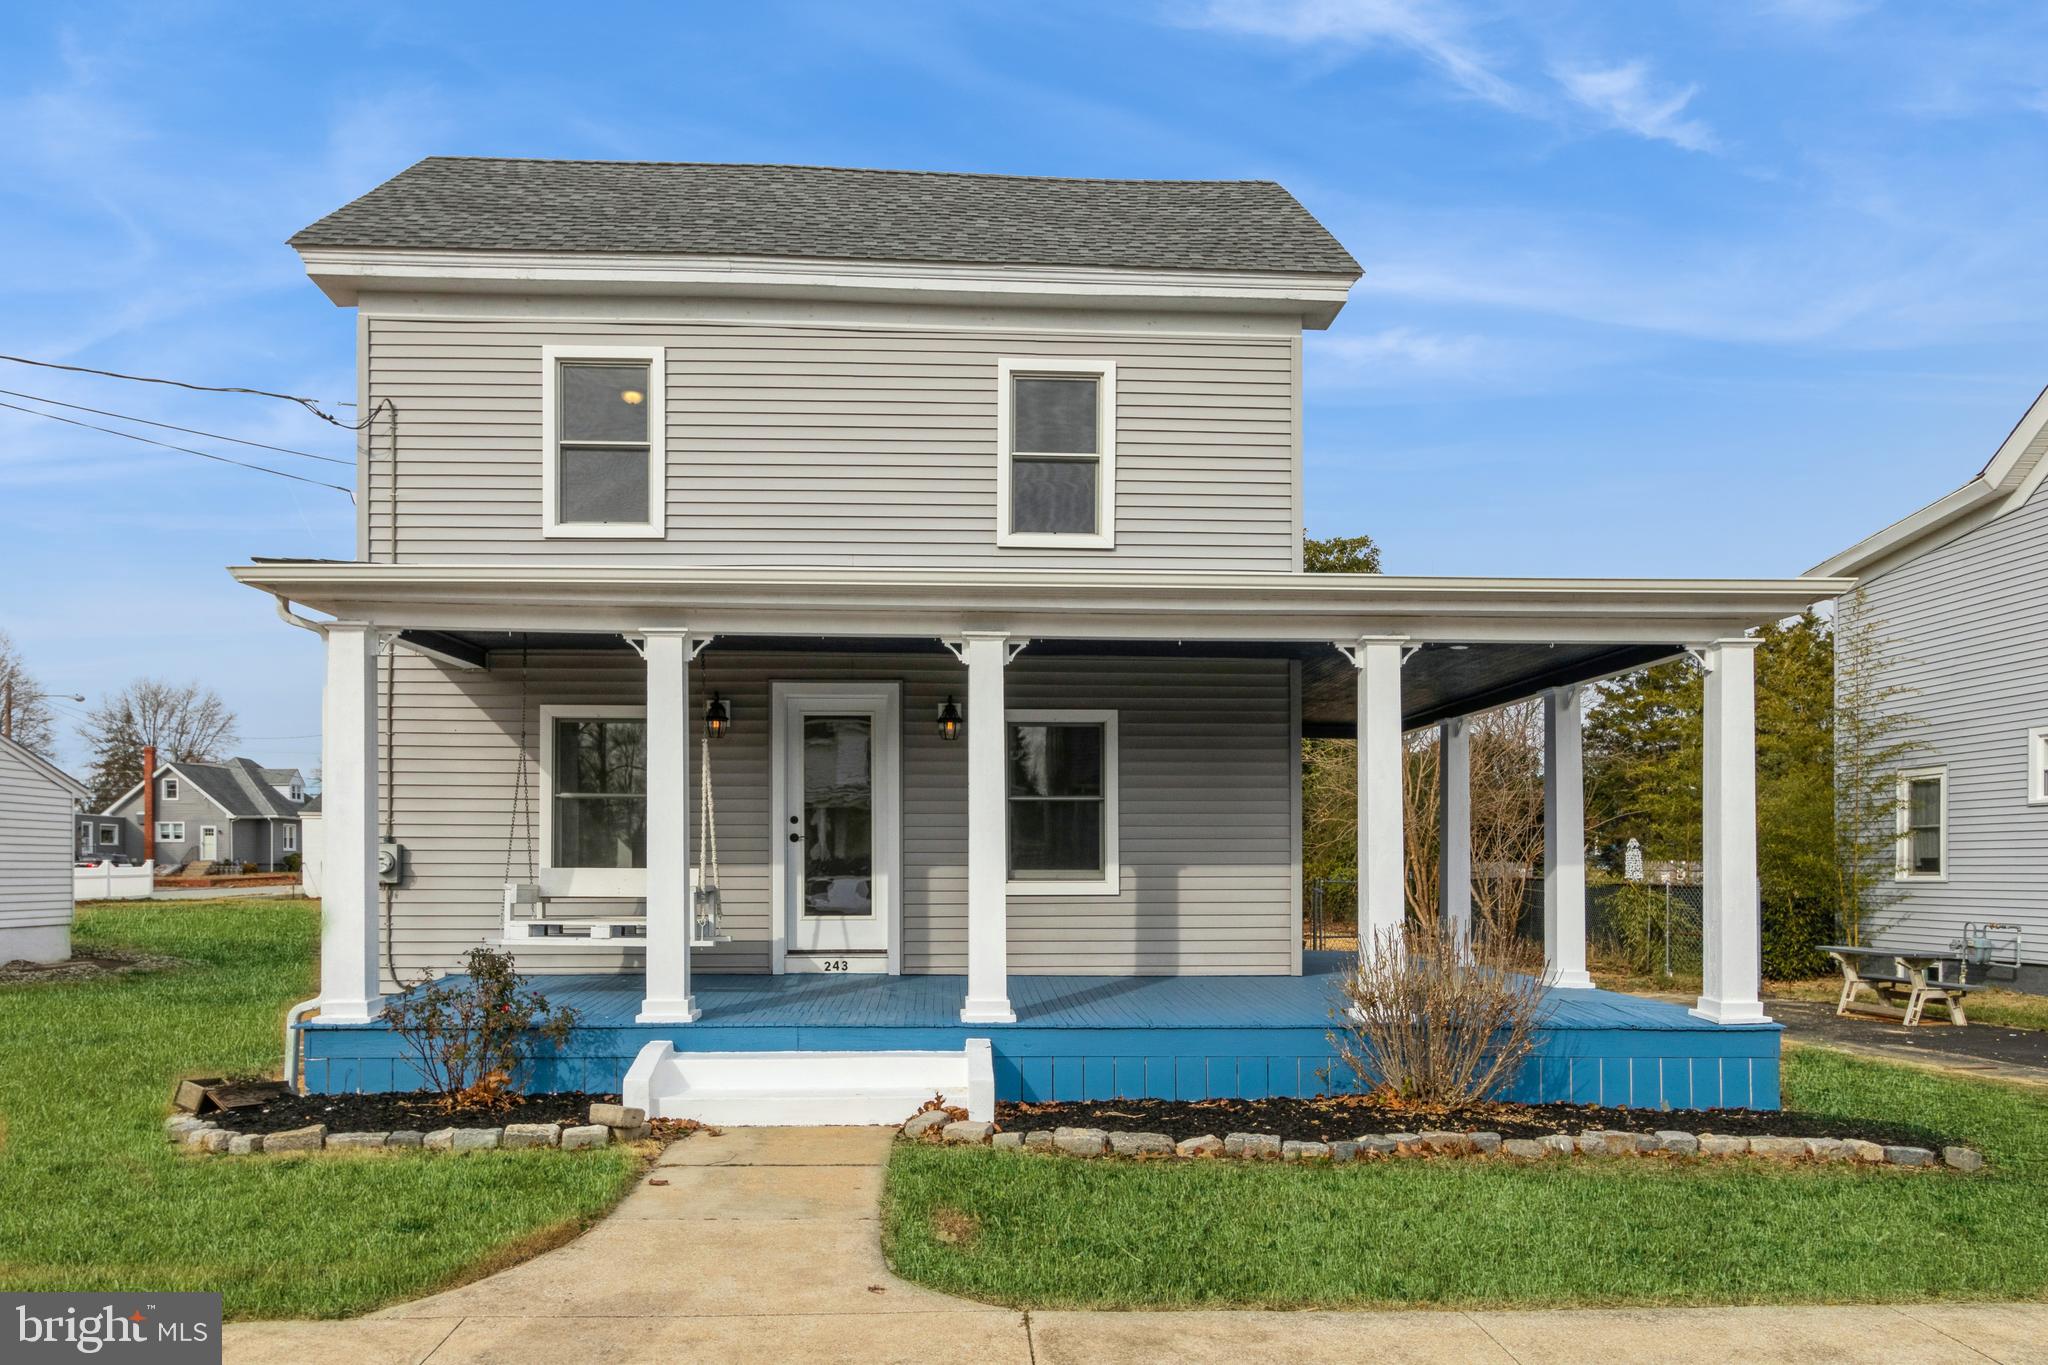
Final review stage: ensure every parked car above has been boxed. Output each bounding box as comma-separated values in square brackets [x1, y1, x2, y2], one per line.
[76, 852, 138, 868]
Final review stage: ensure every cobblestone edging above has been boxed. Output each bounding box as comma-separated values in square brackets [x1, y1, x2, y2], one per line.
[165, 1102, 651, 1156]
[903, 1117, 1986, 1172]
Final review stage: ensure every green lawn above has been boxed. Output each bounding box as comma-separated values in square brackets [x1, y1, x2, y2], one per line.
[0, 900, 638, 1319]
[883, 1048, 2048, 1310]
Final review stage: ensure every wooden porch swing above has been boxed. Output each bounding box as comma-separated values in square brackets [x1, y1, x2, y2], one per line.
[498, 644, 727, 948]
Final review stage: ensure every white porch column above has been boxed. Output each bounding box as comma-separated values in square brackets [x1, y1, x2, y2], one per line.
[1694, 638, 1768, 1024]
[960, 631, 1017, 1023]
[1542, 687, 1594, 988]
[637, 629, 699, 1024]
[1438, 717, 1472, 943]
[318, 621, 381, 1022]
[1352, 637, 1407, 963]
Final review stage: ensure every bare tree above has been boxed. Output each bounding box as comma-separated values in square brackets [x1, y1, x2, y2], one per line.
[1833, 588, 1921, 945]
[79, 679, 240, 809]
[1467, 700, 1546, 940]
[0, 629, 59, 757]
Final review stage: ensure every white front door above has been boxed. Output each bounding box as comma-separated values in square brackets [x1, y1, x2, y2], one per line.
[773, 682, 900, 970]
[200, 826, 220, 860]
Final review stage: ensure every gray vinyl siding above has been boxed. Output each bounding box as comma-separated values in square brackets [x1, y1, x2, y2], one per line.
[376, 649, 1295, 989]
[361, 312, 1298, 570]
[1847, 470, 2048, 964]
[0, 744, 76, 934]
[104, 776, 231, 869]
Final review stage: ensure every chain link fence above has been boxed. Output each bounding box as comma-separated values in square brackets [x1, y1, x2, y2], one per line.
[1304, 876, 1705, 981]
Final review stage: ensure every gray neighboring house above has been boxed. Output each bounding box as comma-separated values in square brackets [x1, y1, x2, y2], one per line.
[98, 758, 308, 871]
[1816, 383, 2048, 991]
[0, 734, 90, 962]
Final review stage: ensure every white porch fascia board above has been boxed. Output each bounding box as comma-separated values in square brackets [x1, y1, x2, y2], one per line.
[297, 247, 1359, 328]
[231, 564, 1847, 645]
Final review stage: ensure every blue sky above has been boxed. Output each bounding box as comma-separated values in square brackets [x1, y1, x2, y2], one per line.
[4, 1, 2046, 777]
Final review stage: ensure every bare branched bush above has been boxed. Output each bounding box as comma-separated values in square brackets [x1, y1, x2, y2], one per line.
[1332, 922, 1554, 1107]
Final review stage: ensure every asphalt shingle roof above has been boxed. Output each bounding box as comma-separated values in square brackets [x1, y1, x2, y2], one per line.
[172, 758, 305, 820]
[290, 158, 1361, 277]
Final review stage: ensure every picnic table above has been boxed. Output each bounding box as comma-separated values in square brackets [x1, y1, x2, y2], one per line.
[1818, 944, 1980, 1027]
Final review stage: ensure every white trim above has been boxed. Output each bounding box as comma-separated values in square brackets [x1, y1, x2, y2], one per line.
[300, 246, 1358, 327]
[102, 763, 237, 821]
[995, 357, 1116, 550]
[768, 681, 903, 974]
[538, 703, 650, 897]
[1895, 766, 1949, 882]
[198, 825, 217, 858]
[540, 344, 666, 540]
[2028, 727, 2048, 806]
[162, 777, 180, 802]
[98, 823, 118, 846]
[1003, 708, 1120, 897]
[282, 824, 298, 853]
[157, 821, 187, 843]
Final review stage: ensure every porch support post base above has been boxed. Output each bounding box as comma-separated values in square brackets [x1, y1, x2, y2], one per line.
[636, 1000, 702, 1025]
[959, 998, 1017, 1025]
[1695, 637, 1766, 1025]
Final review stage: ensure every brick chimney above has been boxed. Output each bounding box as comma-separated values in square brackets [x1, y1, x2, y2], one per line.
[142, 745, 157, 865]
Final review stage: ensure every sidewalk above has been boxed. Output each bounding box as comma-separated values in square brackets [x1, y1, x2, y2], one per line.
[223, 1126, 2048, 1365]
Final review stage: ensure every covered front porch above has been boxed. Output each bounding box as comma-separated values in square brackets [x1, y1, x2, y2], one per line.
[302, 951, 1782, 1108]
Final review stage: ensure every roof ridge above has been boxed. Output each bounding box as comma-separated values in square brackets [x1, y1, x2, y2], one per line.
[410, 155, 1284, 189]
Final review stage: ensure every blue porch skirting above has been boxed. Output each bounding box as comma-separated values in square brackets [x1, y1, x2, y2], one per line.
[301, 952, 1781, 1110]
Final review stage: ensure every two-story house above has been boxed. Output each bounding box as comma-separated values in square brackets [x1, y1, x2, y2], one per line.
[95, 758, 308, 872]
[237, 158, 1841, 1116]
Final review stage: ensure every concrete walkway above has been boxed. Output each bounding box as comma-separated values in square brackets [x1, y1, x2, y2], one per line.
[223, 1126, 2048, 1365]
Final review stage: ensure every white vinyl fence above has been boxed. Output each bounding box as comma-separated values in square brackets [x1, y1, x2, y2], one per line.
[75, 861, 155, 901]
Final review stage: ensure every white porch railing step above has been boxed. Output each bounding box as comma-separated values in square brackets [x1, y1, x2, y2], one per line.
[622, 1038, 994, 1127]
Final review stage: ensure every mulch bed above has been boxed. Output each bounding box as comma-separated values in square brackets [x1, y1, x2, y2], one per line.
[995, 1096, 1949, 1149]
[213, 1089, 622, 1135]
[0, 952, 185, 986]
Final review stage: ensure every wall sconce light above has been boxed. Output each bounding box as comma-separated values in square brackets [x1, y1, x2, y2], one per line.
[936, 696, 963, 741]
[703, 695, 731, 740]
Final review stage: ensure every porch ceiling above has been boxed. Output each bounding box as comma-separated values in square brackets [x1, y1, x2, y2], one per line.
[393, 628, 1681, 733]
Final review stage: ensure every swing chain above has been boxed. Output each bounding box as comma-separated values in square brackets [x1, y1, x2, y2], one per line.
[503, 643, 535, 887]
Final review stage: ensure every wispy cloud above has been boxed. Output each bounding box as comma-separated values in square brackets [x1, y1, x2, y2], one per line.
[1188, 0, 1522, 108]
[1552, 59, 1717, 151]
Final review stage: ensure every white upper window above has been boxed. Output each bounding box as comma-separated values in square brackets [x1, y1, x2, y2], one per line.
[162, 777, 179, 801]
[2030, 728, 2048, 805]
[1005, 709, 1120, 896]
[541, 345, 665, 539]
[996, 358, 1116, 549]
[1896, 768, 1947, 881]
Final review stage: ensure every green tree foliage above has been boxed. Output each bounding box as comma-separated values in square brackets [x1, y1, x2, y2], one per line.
[1585, 612, 1841, 978]
[1302, 532, 1383, 574]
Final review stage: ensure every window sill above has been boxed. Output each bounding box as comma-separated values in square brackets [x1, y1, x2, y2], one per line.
[1894, 873, 1948, 884]
[1007, 875, 1120, 898]
[996, 532, 1115, 550]
[542, 523, 665, 540]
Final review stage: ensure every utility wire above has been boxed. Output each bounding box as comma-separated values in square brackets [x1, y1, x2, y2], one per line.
[0, 388, 353, 467]
[0, 353, 383, 430]
[0, 400, 354, 496]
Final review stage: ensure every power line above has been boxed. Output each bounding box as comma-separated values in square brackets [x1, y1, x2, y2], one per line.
[0, 353, 383, 430]
[0, 388, 354, 467]
[0, 400, 355, 496]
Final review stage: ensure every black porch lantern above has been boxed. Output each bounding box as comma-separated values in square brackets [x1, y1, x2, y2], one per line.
[703, 694, 731, 740]
[936, 695, 964, 741]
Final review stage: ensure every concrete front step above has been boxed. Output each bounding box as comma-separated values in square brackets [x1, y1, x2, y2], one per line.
[622, 1038, 994, 1126]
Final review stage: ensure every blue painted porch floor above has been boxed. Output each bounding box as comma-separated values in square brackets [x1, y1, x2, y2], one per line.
[303, 953, 1782, 1109]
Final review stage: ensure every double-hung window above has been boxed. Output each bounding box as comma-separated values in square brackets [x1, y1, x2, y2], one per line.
[282, 825, 298, 853]
[1896, 768, 1947, 880]
[541, 345, 665, 539]
[2029, 727, 2048, 805]
[1005, 709, 1119, 895]
[996, 358, 1115, 548]
[163, 777, 179, 801]
[156, 821, 185, 843]
[539, 705, 648, 896]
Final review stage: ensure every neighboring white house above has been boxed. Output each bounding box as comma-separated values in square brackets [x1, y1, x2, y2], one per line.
[0, 734, 90, 963]
[1816, 384, 2048, 991]
[241, 157, 1839, 1090]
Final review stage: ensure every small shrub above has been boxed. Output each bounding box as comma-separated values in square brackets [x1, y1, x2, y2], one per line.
[240, 861, 258, 875]
[282, 853, 302, 874]
[1331, 922, 1552, 1106]
[381, 945, 579, 1110]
